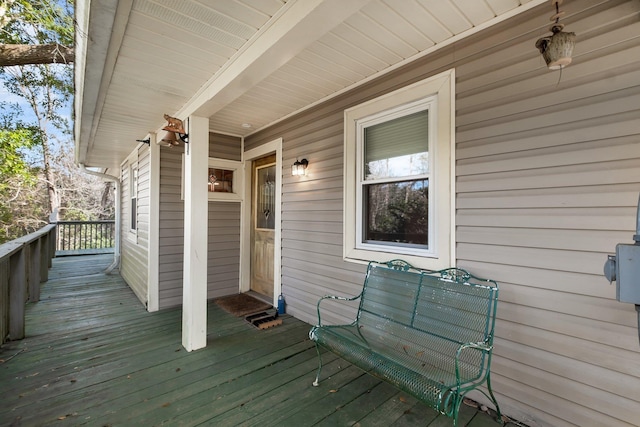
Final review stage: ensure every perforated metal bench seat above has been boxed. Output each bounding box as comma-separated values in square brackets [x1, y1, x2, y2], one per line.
[309, 260, 502, 427]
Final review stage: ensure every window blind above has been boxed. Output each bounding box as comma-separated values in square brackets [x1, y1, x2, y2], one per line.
[364, 109, 428, 163]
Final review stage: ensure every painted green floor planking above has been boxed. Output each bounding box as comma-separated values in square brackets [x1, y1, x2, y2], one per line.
[0, 254, 509, 426]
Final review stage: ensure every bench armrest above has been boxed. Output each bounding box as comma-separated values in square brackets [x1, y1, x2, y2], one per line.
[454, 341, 493, 388]
[315, 293, 362, 327]
[459, 341, 493, 352]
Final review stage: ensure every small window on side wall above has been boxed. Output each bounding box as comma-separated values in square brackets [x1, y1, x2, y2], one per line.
[130, 164, 138, 232]
[180, 157, 243, 202]
[344, 69, 455, 270]
[208, 168, 234, 193]
[207, 158, 243, 202]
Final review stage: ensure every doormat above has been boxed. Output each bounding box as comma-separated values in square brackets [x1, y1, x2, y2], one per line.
[245, 311, 282, 330]
[215, 293, 272, 317]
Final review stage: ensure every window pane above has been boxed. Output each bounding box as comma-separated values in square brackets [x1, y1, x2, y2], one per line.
[131, 166, 138, 231]
[256, 165, 275, 230]
[364, 109, 428, 180]
[208, 168, 233, 193]
[363, 179, 428, 247]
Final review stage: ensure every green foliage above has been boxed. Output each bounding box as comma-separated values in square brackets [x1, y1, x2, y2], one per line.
[0, 103, 41, 183]
[0, 0, 74, 46]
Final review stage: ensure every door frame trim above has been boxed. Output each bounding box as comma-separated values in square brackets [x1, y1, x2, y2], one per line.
[240, 138, 282, 306]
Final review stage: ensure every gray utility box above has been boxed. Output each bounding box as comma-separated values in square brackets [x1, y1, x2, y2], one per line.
[615, 244, 640, 304]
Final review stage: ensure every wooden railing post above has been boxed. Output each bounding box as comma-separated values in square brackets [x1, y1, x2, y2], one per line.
[40, 229, 50, 282]
[9, 244, 27, 340]
[49, 225, 56, 267]
[28, 238, 42, 302]
[0, 256, 10, 343]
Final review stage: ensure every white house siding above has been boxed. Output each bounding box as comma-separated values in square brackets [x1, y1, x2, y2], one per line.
[120, 144, 150, 306]
[243, 1, 640, 426]
[158, 133, 242, 309]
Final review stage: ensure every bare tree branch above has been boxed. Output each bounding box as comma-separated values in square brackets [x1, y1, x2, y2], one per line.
[0, 43, 73, 66]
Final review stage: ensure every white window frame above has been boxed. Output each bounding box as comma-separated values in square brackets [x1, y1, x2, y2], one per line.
[180, 156, 243, 202]
[129, 162, 138, 233]
[356, 98, 435, 255]
[344, 69, 455, 270]
[207, 158, 243, 202]
[122, 150, 139, 243]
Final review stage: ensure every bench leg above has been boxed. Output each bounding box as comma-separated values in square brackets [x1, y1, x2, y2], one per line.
[452, 395, 462, 427]
[312, 343, 323, 387]
[486, 372, 503, 423]
[455, 374, 503, 426]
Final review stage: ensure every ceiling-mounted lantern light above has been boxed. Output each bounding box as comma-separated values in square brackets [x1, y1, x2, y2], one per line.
[535, 0, 575, 70]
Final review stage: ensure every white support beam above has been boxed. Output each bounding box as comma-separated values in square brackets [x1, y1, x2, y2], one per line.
[180, 0, 370, 120]
[182, 116, 209, 352]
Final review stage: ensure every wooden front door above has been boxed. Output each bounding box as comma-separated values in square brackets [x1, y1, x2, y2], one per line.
[250, 154, 276, 299]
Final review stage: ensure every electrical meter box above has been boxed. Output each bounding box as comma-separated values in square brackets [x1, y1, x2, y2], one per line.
[615, 244, 640, 304]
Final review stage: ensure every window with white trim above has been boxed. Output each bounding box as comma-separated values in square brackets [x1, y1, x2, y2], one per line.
[344, 70, 454, 270]
[130, 163, 138, 232]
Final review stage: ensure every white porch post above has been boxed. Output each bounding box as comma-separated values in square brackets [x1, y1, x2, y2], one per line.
[182, 115, 209, 351]
[147, 132, 160, 312]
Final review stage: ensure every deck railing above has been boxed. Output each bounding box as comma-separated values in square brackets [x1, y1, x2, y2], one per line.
[56, 220, 115, 255]
[0, 224, 57, 344]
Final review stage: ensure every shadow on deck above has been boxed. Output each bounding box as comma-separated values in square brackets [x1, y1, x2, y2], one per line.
[0, 255, 507, 426]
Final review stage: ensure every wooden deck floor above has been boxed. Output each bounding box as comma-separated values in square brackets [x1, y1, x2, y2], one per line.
[0, 255, 508, 427]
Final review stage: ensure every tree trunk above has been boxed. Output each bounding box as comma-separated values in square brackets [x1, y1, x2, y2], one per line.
[0, 44, 74, 66]
[41, 134, 59, 222]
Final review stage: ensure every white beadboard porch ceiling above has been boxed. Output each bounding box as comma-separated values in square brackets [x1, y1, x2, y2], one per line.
[75, 0, 545, 170]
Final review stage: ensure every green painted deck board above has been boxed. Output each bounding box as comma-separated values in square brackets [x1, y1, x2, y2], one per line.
[0, 255, 508, 427]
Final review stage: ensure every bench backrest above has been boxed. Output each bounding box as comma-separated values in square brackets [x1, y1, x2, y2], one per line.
[356, 260, 498, 381]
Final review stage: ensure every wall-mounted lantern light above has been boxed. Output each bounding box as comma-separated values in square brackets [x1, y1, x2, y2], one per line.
[291, 158, 308, 176]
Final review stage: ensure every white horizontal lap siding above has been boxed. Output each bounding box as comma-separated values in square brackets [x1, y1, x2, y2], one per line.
[158, 134, 242, 309]
[244, 1, 640, 425]
[454, 0, 640, 425]
[120, 145, 149, 306]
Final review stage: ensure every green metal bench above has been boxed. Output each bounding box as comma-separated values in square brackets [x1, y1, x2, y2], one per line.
[309, 260, 502, 426]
